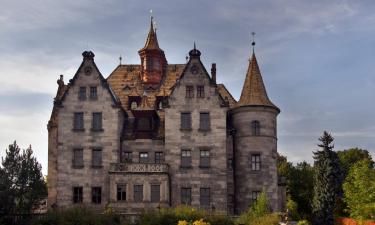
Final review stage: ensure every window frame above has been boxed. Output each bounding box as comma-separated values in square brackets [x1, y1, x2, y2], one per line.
[185, 85, 194, 98]
[73, 186, 83, 203]
[155, 152, 164, 164]
[197, 85, 205, 98]
[72, 148, 84, 168]
[250, 154, 261, 171]
[199, 150, 210, 168]
[89, 86, 98, 100]
[92, 186, 102, 204]
[133, 184, 143, 202]
[181, 149, 192, 168]
[180, 112, 192, 130]
[181, 187, 192, 205]
[139, 152, 149, 163]
[92, 148, 103, 168]
[117, 184, 126, 201]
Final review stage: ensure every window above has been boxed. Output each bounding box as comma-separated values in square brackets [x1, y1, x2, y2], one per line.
[181, 187, 191, 205]
[78, 87, 86, 100]
[151, 184, 160, 203]
[90, 87, 97, 100]
[197, 85, 205, 98]
[155, 152, 164, 163]
[200, 150, 210, 168]
[117, 184, 126, 201]
[158, 101, 163, 109]
[251, 120, 260, 136]
[73, 112, 84, 130]
[73, 148, 83, 168]
[228, 158, 233, 170]
[199, 112, 210, 131]
[134, 185, 143, 202]
[92, 148, 102, 167]
[181, 150, 192, 168]
[139, 152, 149, 163]
[200, 188, 210, 207]
[186, 85, 194, 98]
[251, 191, 261, 203]
[130, 101, 138, 110]
[180, 112, 192, 130]
[123, 152, 132, 163]
[92, 187, 101, 204]
[73, 186, 83, 203]
[92, 112, 102, 131]
[251, 154, 261, 171]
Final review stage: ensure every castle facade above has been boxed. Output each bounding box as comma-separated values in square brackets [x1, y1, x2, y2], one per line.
[47, 19, 285, 214]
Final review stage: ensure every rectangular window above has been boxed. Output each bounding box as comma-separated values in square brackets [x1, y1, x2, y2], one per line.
[199, 112, 210, 131]
[181, 150, 192, 168]
[155, 152, 164, 164]
[197, 85, 205, 98]
[151, 184, 160, 203]
[252, 191, 261, 203]
[200, 188, 210, 207]
[200, 150, 210, 168]
[251, 154, 261, 171]
[73, 186, 83, 203]
[73, 148, 83, 168]
[90, 86, 97, 100]
[123, 152, 132, 163]
[117, 184, 126, 201]
[92, 112, 102, 131]
[186, 85, 194, 98]
[73, 112, 84, 130]
[139, 152, 149, 163]
[228, 158, 233, 170]
[92, 148, 102, 167]
[78, 87, 86, 100]
[181, 187, 191, 205]
[180, 112, 192, 130]
[92, 187, 101, 204]
[134, 185, 143, 202]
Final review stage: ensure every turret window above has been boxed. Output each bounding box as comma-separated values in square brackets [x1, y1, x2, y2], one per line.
[251, 120, 260, 136]
[250, 154, 261, 171]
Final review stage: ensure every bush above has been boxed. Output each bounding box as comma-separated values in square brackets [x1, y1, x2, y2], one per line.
[287, 197, 300, 221]
[246, 213, 280, 225]
[297, 220, 311, 225]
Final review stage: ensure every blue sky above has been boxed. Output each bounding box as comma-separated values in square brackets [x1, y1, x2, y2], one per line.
[1, 0, 374, 175]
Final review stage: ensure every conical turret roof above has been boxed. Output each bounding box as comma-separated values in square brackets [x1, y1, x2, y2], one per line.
[236, 52, 279, 111]
[139, 17, 162, 52]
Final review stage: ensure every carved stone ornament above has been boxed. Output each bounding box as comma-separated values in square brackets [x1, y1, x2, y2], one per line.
[84, 66, 92, 75]
[190, 65, 199, 74]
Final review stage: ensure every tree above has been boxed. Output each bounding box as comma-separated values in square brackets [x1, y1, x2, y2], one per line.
[337, 148, 374, 178]
[343, 159, 375, 220]
[312, 131, 342, 225]
[0, 141, 47, 215]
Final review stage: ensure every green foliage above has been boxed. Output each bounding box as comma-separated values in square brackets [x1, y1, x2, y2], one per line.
[32, 206, 127, 225]
[138, 205, 234, 225]
[0, 141, 47, 214]
[337, 148, 374, 178]
[244, 213, 280, 225]
[297, 220, 310, 225]
[237, 191, 272, 225]
[343, 159, 375, 221]
[286, 197, 300, 221]
[312, 131, 343, 225]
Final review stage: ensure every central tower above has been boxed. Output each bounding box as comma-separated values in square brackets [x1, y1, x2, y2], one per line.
[138, 17, 167, 86]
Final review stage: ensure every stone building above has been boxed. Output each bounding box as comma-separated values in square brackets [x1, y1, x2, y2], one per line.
[47, 18, 284, 214]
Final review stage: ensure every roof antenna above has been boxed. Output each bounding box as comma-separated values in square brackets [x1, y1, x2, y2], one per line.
[251, 32, 256, 53]
[119, 54, 122, 65]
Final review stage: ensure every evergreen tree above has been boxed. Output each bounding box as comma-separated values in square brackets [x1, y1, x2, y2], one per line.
[312, 131, 342, 225]
[0, 141, 47, 215]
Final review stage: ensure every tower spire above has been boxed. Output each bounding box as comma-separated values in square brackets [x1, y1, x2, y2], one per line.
[251, 32, 256, 54]
[236, 41, 279, 111]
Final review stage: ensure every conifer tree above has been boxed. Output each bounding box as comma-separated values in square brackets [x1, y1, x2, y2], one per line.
[312, 131, 342, 225]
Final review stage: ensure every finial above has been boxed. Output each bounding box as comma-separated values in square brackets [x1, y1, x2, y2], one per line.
[251, 32, 256, 53]
[119, 55, 122, 65]
[150, 10, 154, 29]
[194, 42, 196, 50]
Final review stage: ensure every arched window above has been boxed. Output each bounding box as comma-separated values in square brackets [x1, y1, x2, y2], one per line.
[130, 101, 138, 110]
[251, 120, 260, 136]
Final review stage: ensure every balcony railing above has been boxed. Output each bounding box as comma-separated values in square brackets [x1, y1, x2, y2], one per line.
[109, 163, 169, 173]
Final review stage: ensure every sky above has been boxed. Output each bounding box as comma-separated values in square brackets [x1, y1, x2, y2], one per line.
[0, 0, 374, 175]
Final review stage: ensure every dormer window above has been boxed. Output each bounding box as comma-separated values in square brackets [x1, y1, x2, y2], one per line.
[251, 120, 260, 136]
[131, 101, 138, 110]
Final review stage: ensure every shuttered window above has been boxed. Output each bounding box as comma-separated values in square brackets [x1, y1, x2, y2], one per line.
[181, 112, 192, 130]
[199, 112, 210, 131]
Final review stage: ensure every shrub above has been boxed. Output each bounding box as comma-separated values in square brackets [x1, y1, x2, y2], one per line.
[287, 197, 300, 221]
[236, 191, 271, 225]
[297, 220, 311, 225]
[246, 213, 280, 225]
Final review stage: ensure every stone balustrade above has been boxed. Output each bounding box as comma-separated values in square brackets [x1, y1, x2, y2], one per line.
[109, 163, 169, 173]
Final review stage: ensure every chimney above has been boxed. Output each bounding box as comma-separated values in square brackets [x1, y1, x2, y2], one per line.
[211, 63, 216, 84]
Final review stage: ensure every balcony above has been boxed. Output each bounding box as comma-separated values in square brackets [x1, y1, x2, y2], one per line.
[109, 163, 169, 173]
